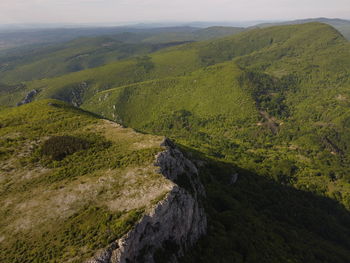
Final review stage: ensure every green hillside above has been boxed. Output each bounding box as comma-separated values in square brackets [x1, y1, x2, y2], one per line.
[257, 18, 350, 40]
[0, 100, 171, 263]
[1, 23, 334, 107]
[0, 36, 183, 84]
[179, 153, 350, 263]
[81, 22, 350, 208]
[1, 22, 350, 262]
[0, 26, 244, 84]
[82, 62, 258, 128]
[83, 22, 350, 261]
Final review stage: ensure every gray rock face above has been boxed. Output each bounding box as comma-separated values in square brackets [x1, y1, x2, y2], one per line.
[71, 82, 88, 107]
[86, 138, 207, 263]
[17, 89, 38, 106]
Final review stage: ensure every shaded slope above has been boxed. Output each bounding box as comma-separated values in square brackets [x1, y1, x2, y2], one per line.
[181, 156, 350, 263]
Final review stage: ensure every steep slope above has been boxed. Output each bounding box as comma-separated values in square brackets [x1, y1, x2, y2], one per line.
[180, 156, 350, 263]
[82, 22, 350, 209]
[0, 100, 206, 263]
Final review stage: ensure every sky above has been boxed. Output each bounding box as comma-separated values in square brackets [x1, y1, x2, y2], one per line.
[0, 0, 349, 25]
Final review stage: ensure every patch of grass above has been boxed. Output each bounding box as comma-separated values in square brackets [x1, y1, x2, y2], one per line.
[0, 206, 144, 263]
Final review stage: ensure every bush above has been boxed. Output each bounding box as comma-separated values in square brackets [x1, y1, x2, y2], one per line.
[41, 136, 90, 161]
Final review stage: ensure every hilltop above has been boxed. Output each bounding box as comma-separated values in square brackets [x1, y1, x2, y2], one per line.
[256, 17, 350, 40]
[0, 100, 206, 263]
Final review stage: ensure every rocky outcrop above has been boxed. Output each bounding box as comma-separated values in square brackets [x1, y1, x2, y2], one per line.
[71, 82, 88, 107]
[86, 138, 207, 263]
[17, 89, 38, 106]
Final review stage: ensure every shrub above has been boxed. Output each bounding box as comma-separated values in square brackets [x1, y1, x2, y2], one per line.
[41, 136, 90, 161]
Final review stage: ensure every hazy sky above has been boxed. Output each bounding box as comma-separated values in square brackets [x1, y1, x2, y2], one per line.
[0, 0, 349, 24]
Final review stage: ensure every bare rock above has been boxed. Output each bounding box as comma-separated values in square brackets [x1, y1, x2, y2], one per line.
[86, 138, 207, 263]
[17, 89, 38, 106]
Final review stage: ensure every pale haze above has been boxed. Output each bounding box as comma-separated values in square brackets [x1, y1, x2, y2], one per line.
[0, 0, 349, 24]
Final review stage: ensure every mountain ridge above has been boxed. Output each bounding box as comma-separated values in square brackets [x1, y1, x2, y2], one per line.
[1, 22, 350, 262]
[0, 99, 206, 263]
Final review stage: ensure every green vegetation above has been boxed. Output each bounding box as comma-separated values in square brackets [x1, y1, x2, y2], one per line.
[41, 135, 91, 161]
[180, 157, 350, 263]
[1, 22, 350, 262]
[0, 100, 170, 263]
[1, 207, 143, 263]
[0, 26, 244, 84]
[0, 37, 173, 84]
[81, 23, 350, 208]
[257, 17, 350, 40]
[82, 23, 350, 261]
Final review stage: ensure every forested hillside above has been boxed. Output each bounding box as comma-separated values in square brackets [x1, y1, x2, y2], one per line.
[257, 18, 350, 40]
[0, 26, 244, 83]
[1, 22, 350, 262]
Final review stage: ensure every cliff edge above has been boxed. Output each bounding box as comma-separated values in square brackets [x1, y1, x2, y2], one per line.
[86, 139, 207, 263]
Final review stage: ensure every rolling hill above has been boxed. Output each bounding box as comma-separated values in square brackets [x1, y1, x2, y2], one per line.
[1, 22, 350, 262]
[1, 23, 333, 106]
[0, 26, 244, 84]
[79, 22, 350, 211]
[256, 18, 350, 40]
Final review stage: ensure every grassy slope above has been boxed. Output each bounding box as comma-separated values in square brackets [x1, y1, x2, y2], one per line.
[0, 99, 170, 263]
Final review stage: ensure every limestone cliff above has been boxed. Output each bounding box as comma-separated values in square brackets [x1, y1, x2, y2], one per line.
[86, 138, 207, 263]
